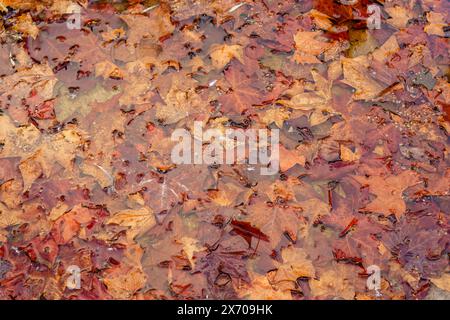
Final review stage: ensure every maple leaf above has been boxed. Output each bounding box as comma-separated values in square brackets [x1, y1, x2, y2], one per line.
[309, 265, 356, 300]
[178, 236, 205, 268]
[103, 265, 147, 299]
[312, 0, 354, 24]
[429, 274, 450, 292]
[51, 205, 93, 245]
[424, 12, 447, 36]
[353, 171, 421, 218]
[55, 83, 120, 122]
[237, 273, 293, 300]
[293, 31, 332, 64]
[245, 198, 304, 247]
[209, 44, 244, 69]
[230, 220, 269, 247]
[107, 207, 156, 241]
[260, 107, 291, 128]
[341, 55, 385, 100]
[191, 228, 252, 299]
[382, 217, 448, 278]
[279, 146, 306, 172]
[120, 5, 174, 51]
[0, 0, 448, 301]
[272, 246, 315, 284]
[12, 13, 39, 39]
[79, 162, 113, 189]
[332, 216, 386, 269]
[1, 114, 84, 190]
[95, 60, 124, 80]
[385, 5, 414, 29]
[372, 35, 400, 63]
[28, 22, 111, 72]
[156, 85, 203, 124]
[0, 203, 23, 229]
[0, 63, 57, 108]
[218, 64, 263, 114]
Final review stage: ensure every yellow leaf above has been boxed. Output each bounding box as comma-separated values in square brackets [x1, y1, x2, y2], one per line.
[340, 145, 360, 162]
[0, 203, 23, 229]
[120, 6, 174, 52]
[308, 9, 333, 31]
[209, 44, 244, 69]
[385, 6, 413, 29]
[424, 12, 446, 36]
[342, 56, 384, 100]
[297, 198, 330, 221]
[80, 162, 113, 189]
[19, 153, 43, 191]
[272, 246, 315, 284]
[353, 171, 421, 218]
[372, 35, 400, 63]
[430, 274, 450, 292]
[13, 13, 39, 39]
[328, 60, 342, 81]
[310, 267, 355, 300]
[107, 207, 156, 240]
[95, 61, 124, 80]
[103, 267, 147, 299]
[294, 31, 331, 64]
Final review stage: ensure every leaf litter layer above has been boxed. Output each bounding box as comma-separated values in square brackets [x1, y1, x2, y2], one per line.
[0, 0, 449, 300]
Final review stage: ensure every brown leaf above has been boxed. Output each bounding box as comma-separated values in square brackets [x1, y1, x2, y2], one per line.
[218, 64, 263, 114]
[353, 171, 421, 218]
[107, 207, 156, 241]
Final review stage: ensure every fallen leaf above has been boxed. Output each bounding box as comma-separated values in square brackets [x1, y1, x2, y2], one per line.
[353, 171, 421, 218]
[294, 31, 332, 64]
[341, 56, 384, 100]
[209, 44, 244, 69]
[107, 207, 156, 241]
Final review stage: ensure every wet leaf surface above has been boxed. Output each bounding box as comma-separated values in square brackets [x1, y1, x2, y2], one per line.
[0, 0, 449, 300]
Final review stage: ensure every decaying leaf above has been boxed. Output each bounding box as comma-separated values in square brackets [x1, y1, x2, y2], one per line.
[0, 0, 447, 302]
[310, 267, 356, 300]
[209, 44, 244, 69]
[294, 31, 332, 64]
[107, 207, 156, 241]
[353, 171, 421, 218]
[342, 56, 384, 100]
